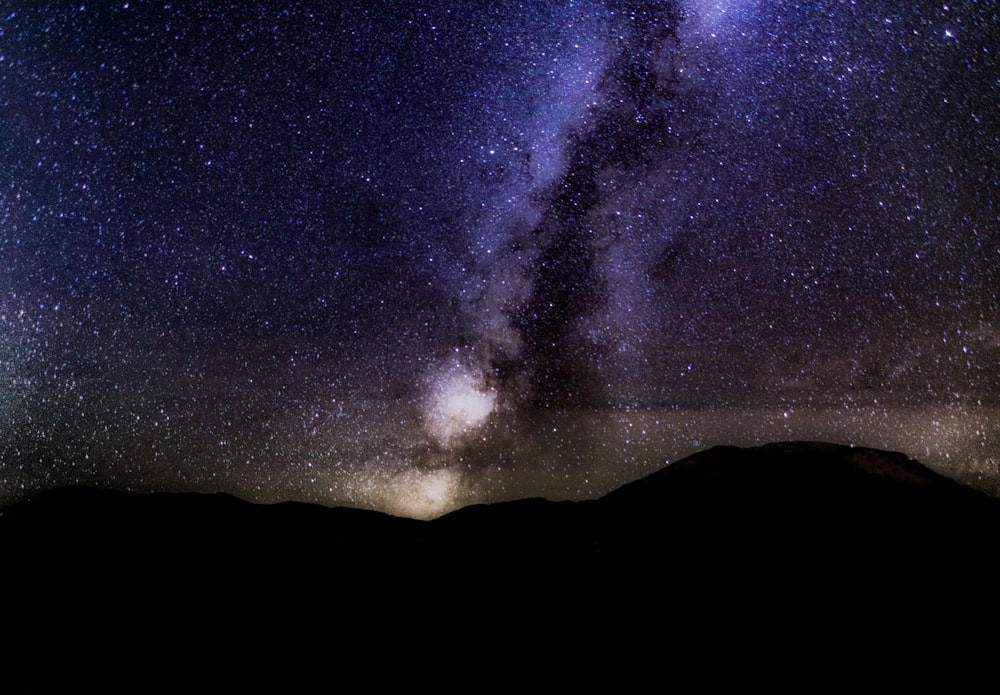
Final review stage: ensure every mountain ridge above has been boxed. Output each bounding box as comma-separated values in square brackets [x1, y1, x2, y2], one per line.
[4, 441, 998, 643]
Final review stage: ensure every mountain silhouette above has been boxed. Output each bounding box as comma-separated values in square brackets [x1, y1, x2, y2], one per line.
[4, 442, 998, 656]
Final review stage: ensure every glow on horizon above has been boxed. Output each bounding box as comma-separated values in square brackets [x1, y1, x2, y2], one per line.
[384, 467, 462, 520]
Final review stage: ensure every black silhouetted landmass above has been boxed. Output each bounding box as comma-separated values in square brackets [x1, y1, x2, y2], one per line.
[4, 442, 998, 650]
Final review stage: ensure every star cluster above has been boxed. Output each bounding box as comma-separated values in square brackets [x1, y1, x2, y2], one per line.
[1, 0, 997, 516]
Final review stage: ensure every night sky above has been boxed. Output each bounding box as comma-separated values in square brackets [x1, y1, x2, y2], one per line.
[1, 0, 998, 518]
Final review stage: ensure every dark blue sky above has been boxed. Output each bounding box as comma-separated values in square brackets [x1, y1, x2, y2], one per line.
[1, 1, 997, 516]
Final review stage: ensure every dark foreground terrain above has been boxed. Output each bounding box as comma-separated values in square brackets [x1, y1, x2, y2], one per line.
[4, 442, 999, 675]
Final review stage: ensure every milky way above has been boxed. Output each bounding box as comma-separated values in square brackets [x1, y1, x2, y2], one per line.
[1, 1, 997, 518]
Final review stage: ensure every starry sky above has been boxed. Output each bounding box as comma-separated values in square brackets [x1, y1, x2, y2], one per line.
[2, 0, 998, 518]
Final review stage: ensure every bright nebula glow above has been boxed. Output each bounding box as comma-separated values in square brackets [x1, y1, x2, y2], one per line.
[685, 0, 759, 33]
[424, 363, 497, 448]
